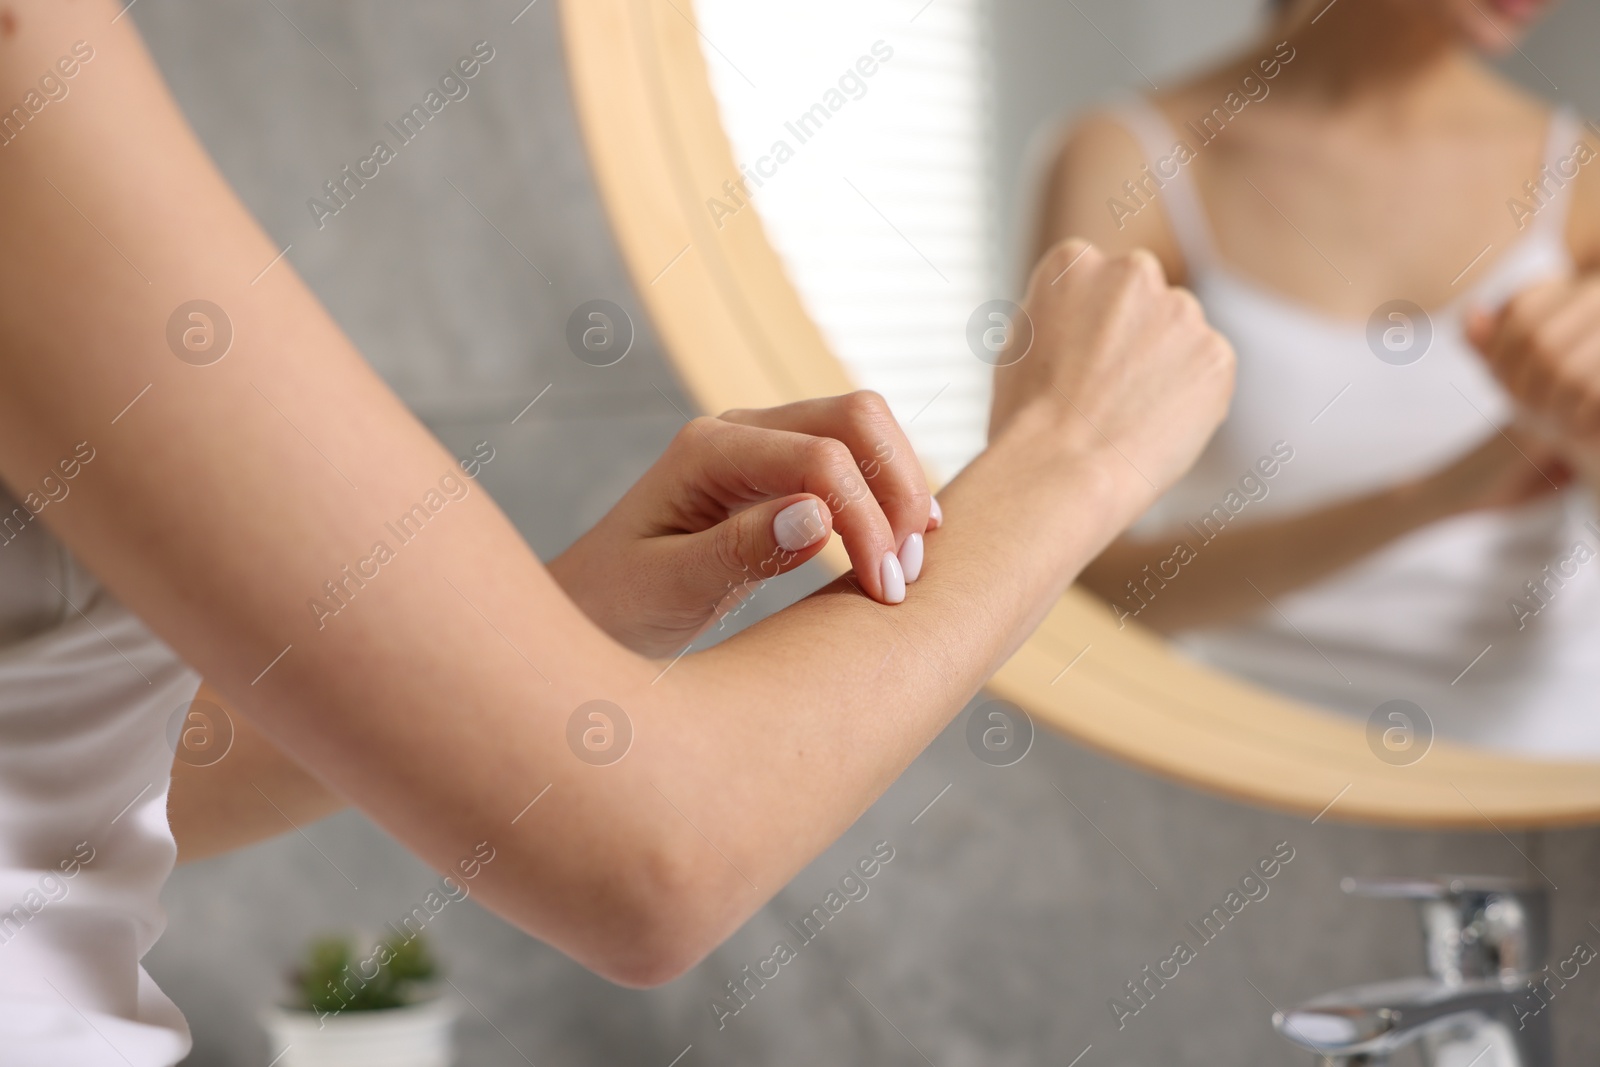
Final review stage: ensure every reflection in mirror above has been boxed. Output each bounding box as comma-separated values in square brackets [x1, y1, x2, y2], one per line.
[696, 0, 1600, 760]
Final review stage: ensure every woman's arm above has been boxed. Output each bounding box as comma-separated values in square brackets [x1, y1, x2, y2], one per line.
[168, 684, 346, 863]
[0, 2, 1228, 986]
[171, 394, 938, 860]
[1030, 113, 1192, 283]
[1078, 428, 1569, 632]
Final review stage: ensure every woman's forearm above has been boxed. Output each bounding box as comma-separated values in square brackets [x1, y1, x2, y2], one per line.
[644, 405, 1134, 961]
[168, 684, 347, 863]
[625, 245, 1235, 979]
[169, 410, 1123, 932]
[1080, 478, 1445, 631]
[1079, 423, 1574, 632]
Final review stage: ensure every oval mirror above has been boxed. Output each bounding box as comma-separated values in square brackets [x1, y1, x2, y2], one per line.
[561, 0, 1600, 826]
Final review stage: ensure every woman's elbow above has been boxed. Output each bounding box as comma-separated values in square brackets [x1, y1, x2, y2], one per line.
[590, 933, 703, 989]
[574, 841, 745, 988]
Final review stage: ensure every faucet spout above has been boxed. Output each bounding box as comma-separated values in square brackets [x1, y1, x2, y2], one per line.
[1274, 976, 1545, 1066]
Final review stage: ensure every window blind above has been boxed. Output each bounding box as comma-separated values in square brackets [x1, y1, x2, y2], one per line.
[694, 0, 995, 480]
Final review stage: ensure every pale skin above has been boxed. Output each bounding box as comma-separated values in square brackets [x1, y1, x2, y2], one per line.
[1024, 0, 1600, 633]
[0, 0, 1232, 987]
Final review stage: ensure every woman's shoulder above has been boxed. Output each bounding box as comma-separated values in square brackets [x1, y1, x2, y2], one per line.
[1035, 104, 1187, 277]
[1034, 43, 1287, 272]
[1448, 67, 1598, 266]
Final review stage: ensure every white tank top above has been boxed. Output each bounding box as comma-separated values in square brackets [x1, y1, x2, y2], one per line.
[1112, 98, 1600, 758]
[0, 484, 196, 1064]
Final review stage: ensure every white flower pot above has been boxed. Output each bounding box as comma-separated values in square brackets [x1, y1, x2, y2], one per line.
[261, 997, 458, 1067]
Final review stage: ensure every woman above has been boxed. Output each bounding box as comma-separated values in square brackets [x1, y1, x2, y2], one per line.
[0, 0, 1232, 1061]
[1020, 0, 1600, 753]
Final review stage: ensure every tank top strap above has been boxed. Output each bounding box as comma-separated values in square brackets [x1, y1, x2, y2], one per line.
[1531, 104, 1582, 241]
[1104, 96, 1222, 275]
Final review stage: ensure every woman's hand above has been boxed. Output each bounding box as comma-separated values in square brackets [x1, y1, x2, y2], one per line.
[1468, 276, 1600, 442]
[991, 240, 1236, 519]
[1467, 275, 1600, 493]
[547, 393, 937, 656]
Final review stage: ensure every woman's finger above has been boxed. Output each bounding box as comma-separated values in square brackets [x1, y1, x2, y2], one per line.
[659, 494, 833, 628]
[1547, 332, 1600, 434]
[660, 418, 908, 603]
[1481, 281, 1572, 400]
[719, 392, 934, 579]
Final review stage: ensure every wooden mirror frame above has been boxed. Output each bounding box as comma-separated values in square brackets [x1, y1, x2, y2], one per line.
[559, 0, 1600, 828]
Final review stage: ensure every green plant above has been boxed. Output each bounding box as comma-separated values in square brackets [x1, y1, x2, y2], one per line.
[291, 932, 440, 1014]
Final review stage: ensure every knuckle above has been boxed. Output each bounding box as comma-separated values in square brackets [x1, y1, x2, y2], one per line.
[1104, 254, 1161, 308]
[1048, 237, 1095, 267]
[1209, 334, 1238, 377]
[840, 389, 892, 425]
[1106, 254, 1140, 282]
[711, 521, 755, 577]
[1186, 328, 1234, 378]
[1034, 238, 1099, 285]
[903, 483, 933, 519]
[675, 416, 721, 449]
[1171, 286, 1203, 319]
[1124, 247, 1164, 286]
[804, 435, 855, 474]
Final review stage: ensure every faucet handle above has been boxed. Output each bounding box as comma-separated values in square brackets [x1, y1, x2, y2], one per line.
[1341, 876, 1452, 899]
[1341, 875, 1526, 899]
[1340, 875, 1547, 981]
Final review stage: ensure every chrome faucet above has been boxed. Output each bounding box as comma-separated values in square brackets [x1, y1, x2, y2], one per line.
[1271, 876, 1552, 1067]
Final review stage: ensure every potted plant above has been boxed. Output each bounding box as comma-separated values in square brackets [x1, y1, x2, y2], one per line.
[260, 932, 458, 1067]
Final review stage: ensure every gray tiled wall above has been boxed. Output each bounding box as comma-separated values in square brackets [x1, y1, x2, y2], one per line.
[135, 0, 1600, 1063]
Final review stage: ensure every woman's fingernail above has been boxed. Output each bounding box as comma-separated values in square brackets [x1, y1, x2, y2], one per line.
[900, 532, 924, 583]
[928, 497, 943, 529]
[880, 551, 906, 604]
[774, 499, 827, 552]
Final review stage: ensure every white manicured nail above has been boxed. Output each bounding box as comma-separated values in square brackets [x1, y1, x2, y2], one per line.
[774, 499, 826, 552]
[880, 551, 906, 604]
[900, 532, 924, 583]
[928, 497, 943, 529]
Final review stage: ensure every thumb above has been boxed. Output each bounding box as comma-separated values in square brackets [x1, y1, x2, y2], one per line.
[687, 494, 833, 592]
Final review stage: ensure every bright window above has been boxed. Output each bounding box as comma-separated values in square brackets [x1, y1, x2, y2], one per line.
[695, 0, 994, 479]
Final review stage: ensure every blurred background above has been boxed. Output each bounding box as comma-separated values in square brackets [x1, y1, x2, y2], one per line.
[135, 0, 1600, 1062]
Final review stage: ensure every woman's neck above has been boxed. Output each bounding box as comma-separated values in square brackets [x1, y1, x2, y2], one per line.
[1265, 0, 1482, 117]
